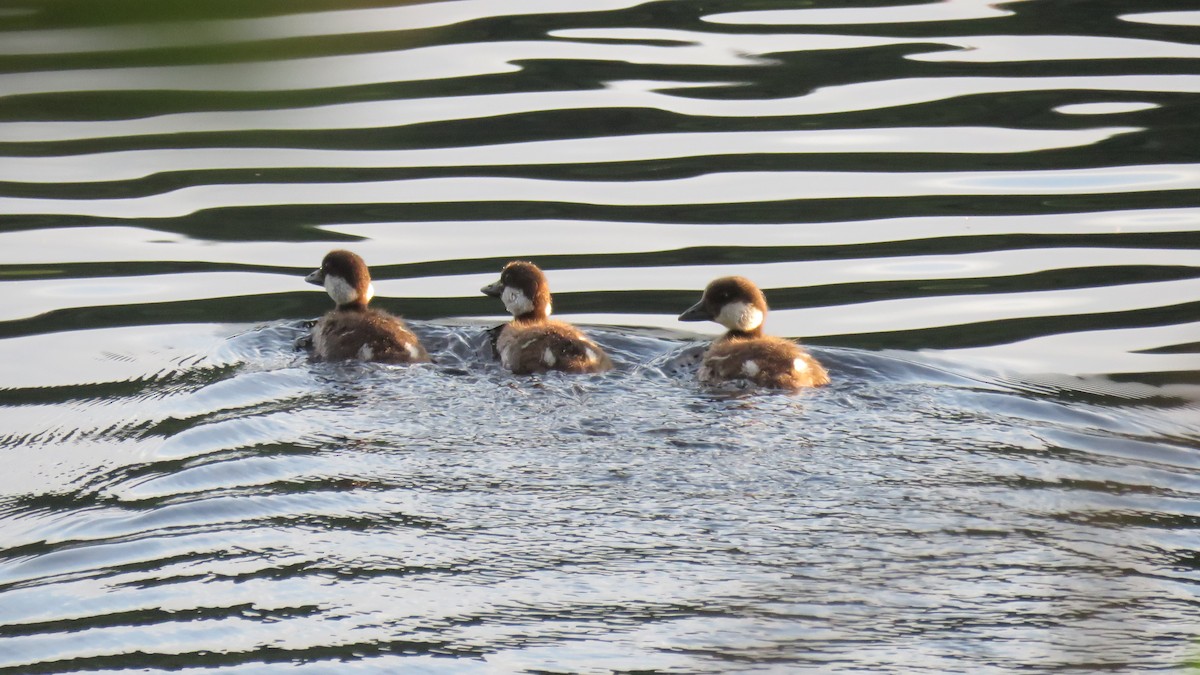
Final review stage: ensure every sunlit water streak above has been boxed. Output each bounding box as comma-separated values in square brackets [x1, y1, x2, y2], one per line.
[0, 0, 1197, 672]
[5, 75, 1200, 144]
[6, 164, 1199, 217]
[0, 126, 1142, 182]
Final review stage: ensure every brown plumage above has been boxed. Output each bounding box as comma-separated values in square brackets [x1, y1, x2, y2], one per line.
[305, 249, 429, 364]
[481, 261, 612, 375]
[679, 276, 828, 390]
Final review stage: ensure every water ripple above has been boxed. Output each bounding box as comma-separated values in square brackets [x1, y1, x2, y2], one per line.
[2, 164, 1196, 218]
[0, 0, 1197, 671]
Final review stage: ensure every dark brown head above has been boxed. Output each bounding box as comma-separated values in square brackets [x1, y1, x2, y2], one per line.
[306, 249, 375, 309]
[678, 276, 767, 336]
[481, 260, 552, 321]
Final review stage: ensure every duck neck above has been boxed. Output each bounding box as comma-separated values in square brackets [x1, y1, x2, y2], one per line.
[336, 300, 369, 312]
[512, 309, 547, 324]
[722, 326, 763, 341]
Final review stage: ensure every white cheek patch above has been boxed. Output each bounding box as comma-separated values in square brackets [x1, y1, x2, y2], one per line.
[794, 358, 809, 372]
[406, 343, 420, 360]
[543, 348, 556, 367]
[716, 301, 763, 332]
[501, 286, 534, 316]
[357, 344, 374, 361]
[325, 275, 359, 305]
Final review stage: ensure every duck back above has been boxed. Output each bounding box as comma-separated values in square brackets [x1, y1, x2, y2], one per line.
[701, 335, 828, 390]
[313, 309, 429, 364]
[496, 321, 612, 375]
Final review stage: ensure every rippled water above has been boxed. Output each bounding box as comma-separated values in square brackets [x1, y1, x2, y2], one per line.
[1, 0, 1198, 672]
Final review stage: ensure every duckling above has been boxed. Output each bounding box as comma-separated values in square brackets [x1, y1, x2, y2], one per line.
[481, 261, 612, 375]
[304, 249, 429, 364]
[679, 276, 828, 389]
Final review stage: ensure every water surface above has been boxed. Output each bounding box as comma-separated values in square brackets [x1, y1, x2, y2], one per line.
[0, 0, 1198, 672]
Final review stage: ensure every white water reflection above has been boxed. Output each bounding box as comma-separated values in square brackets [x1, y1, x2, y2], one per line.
[1056, 102, 1159, 115]
[0, 0, 651, 55]
[379, 248, 1200, 299]
[705, 0, 1024, 26]
[4, 75, 1197, 143]
[773, 277, 1200, 341]
[0, 37, 776, 98]
[2, 164, 1196, 218]
[0, 324, 234, 390]
[0, 273, 301, 322]
[943, 322, 1200, 380]
[0, 127, 1138, 183]
[2, 208, 1197, 266]
[1122, 11, 1200, 27]
[910, 35, 1200, 62]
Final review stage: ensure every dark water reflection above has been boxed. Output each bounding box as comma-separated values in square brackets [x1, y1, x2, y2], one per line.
[0, 0, 1198, 672]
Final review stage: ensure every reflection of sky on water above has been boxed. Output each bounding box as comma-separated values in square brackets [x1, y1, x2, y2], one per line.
[1056, 102, 1159, 115]
[1, 165, 1196, 218]
[0, 127, 1139, 182]
[0, 324, 234, 390]
[930, 166, 1200, 194]
[787, 278, 1200, 335]
[909, 35, 1200, 62]
[1121, 11, 1200, 27]
[0, 0, 649, 55]
[941, 322, 1200, 381]
[1, 0, 1198, 670]
[1, 273, 302, 322]
[3, 208, 1197, 265]
[387, 247, 1200, 297]
[3, 75, 1197, 142]
[706, 0, 1023, 25]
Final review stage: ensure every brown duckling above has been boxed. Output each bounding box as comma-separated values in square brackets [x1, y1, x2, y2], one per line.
[304, 249, 429, 364]
[481, 261, 612, 375]
[679, 276, 828, 389]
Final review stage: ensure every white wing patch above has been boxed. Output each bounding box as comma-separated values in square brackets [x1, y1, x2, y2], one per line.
[501, 286, 534, 316]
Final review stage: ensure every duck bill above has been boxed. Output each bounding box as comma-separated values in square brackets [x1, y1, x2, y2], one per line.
[480, 280, 503, 297]
[304, 269, 326, 286]
[678, 300, 712, 322]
